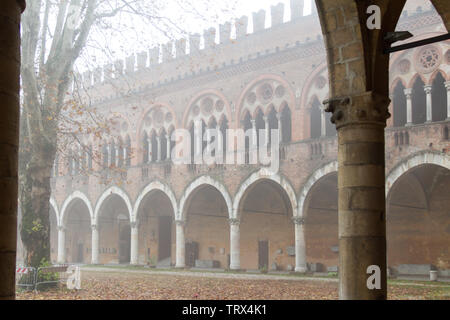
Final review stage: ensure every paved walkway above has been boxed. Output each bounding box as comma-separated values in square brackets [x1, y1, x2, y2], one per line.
[82, 266, 450, 288]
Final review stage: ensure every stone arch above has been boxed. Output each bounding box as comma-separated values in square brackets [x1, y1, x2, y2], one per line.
[428, 68, 448, 85]
[50, 197, 60, 227]
[386, 152, 450, 196]
[178, 175, 232, 221]
[232, 169, 297, 220]
[297, 161, 338, 218]
[59, 191, 94, 227]
[132, 180, 178, 222]
[182, 89, 232, 129]
[235, 74, 296, 124]
[93, 186, 133, 224]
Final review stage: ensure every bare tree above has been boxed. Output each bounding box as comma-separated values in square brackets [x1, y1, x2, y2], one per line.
[19, 0, 236, 268]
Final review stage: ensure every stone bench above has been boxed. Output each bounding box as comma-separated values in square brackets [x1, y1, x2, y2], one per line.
[394, 264, 436, 276]
[195, 260, 220, 268]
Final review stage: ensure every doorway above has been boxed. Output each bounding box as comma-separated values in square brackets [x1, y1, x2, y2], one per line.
[258, 240, 269, 270]
[158, 216, 172, 262]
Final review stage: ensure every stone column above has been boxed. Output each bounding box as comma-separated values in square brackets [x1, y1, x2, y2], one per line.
[424, 85, 432, 122]
[216, 124, 223, 163]
[105, 144, 111, 167]
[325, 92, 389, 300]
[115, 145, 120, 167]
[293, 217, 307, 273]
[147, 137, 152, 163]
[122, 145, 127, 166]
[91, 224, 99, 264]
[194, 120, 202, 163]
[277, 113, 283, 142]
[229, 218, 241, 270]
[321, 109, 327, 137]
[175, 220, 185, 268]
[57, 226, 66, 264]
[0, 0, 24, 300]
[156, 136, 161, 162]
[166, 134, 171, 160]
[263, 116, 269, 145]
[445, 81, 450, 120]
[250, 119, 257, 163]
[130, 222, 139, 265]
[404, 88, 413, 126]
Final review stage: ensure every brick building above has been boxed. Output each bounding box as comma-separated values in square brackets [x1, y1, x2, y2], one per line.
[24, 0, 449, 277]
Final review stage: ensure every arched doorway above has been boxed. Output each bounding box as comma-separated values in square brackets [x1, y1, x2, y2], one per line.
[62, 199, 92, 264]
[387, 164, 450, 271]
[303, 172, 338, 271]
[135, 188, 176, 267]
[237, 179, 295, 271]
[182, 183, 230, 269]
[96, 194, 131, 264]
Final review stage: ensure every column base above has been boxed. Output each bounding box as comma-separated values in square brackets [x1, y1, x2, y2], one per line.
[405, 122, 413, 127]
[230, 265, 241, 271]
[295, 266, 307, 273]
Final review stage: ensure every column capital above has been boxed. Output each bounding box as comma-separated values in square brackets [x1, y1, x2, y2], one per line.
[58, 225, 66, 232]
[292, 216, 305, 225]
[444, 81, 450, 89]
[403, 88, 413, 96]
[323, 91, 391, 129]
[276, 113, 282, 121]
[130, 221, 138, 229]
[91, 224, 97, 231]
[175, 219, 186, 227]
[17, 0, 26, 13]
[424, 85, 433, 94]
[229, 218, 240, 226]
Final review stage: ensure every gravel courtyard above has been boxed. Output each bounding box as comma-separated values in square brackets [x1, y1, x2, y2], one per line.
[16, 267, 450, 300]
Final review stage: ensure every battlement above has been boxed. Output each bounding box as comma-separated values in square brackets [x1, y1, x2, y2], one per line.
[75, 0, 321, 98]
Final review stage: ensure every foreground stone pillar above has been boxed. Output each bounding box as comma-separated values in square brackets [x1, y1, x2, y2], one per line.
[325, 92, 389, 300]
[91, 224, 99, 264]
[0, 0, 24, 291]
[0, 1, 23, 298]
[57, 226, 66, 264]
[130, 222, 139, 265]
[229, 218, 240, 270]
[175, 220, 185, 268]
[293, 217, 307, 273]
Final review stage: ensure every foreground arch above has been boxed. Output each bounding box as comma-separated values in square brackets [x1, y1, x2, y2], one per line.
[386, 152, 450, 196]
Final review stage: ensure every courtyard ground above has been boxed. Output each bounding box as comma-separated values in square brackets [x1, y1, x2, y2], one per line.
[16, 266, 450, 300]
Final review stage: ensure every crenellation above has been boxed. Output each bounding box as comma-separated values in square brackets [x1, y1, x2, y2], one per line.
[103, 64, 113, 81]
[137, 51, 148, 70]
[125, 54, 135, 74]
[162, 42, 174, 62]
[235, 16, 248, 38]
[175, 38, 186, 57]
[203, 27, 216, 49]
[93, 67, 102, 84]
[271, 3, 285, 27]
[219, 22, 231, 44]
[290, 0, 304, 20]
[252, 10, 266, 33]
[189, 33, 201, 54]
[114, 59, 124, 78]
[149, 46, 160, 65]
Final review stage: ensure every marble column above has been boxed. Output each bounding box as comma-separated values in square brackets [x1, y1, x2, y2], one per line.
[175, 220, 186, 268]
[229, 218, 241, 270]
